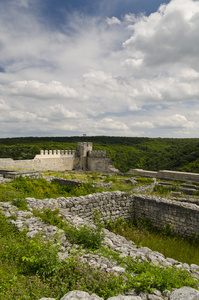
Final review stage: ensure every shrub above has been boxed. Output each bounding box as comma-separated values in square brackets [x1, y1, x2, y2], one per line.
[125, 257, 198, 293]
[21, 236, 62, 277]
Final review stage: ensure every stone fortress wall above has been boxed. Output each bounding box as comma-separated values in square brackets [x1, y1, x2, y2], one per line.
[0, 142, 115, 173]
[127, 168, 199, 184]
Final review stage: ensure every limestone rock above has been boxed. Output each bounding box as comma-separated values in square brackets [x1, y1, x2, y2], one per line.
[169, 286, 199, 300]
[107, 295, 142, 300]
[147, 295, 163, 300]
[60, 290, 103, 300]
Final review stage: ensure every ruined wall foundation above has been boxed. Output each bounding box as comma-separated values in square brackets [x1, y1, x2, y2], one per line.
[26, 191, 199, 239]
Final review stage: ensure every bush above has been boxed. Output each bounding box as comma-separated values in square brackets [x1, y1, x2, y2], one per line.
[21, 236, 62, 277]
[125, 257, 198, 293]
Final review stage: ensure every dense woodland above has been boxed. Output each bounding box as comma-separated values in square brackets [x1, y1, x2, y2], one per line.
[0, 136, 199, 173]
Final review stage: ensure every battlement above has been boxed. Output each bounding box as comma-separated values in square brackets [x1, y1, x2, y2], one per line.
[88, 150, 108, 158]
[0, 142, 115, 173]
[36, 150, 76, 158]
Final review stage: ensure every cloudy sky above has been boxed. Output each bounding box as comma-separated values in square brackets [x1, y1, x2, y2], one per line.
[0, 0, 199, 138]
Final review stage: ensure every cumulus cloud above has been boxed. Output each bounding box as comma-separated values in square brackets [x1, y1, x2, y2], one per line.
[123, 0, 199, 69]
[8, 80, 78, 99]
[83, 71, 118, 92]
[94, 118, 129, 131]
[155, 114, 195, 129]
[131, 121, 154, 129]
[39, 104, 78, 120]
[1, 0, 199, 137]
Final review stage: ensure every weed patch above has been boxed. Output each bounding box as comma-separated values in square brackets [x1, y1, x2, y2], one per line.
[33, 209, 105, 250]
[105, 217, 199, 265]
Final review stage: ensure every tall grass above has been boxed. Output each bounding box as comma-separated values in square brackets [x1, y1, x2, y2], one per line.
[0, 176, 102, 203]
[106, 218, 199, 266]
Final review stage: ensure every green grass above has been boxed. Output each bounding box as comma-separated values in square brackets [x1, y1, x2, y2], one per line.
[0, 211, 198, 300]
[0, 176, 103, 203]
[1, 174, 199, 299]
[0, 211, 128, 300]
[106, 218, 199, 266]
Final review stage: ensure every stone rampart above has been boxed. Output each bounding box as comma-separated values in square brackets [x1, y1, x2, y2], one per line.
[127, 168, 199, 183]
[157, 170, 199, 183]
[0, 169, 42, 179]
[36, 149, 76, 157]
[0, 192, 199, 300]
[0, 143, 116, 173]
[127, 169, 158, 177]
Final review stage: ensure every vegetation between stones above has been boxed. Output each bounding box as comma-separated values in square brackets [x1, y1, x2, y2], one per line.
[106, 218, 199, 266]
[0, 175, 199, 299]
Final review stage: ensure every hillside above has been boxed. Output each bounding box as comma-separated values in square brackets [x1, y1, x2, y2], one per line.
[0, 136, 199, 173]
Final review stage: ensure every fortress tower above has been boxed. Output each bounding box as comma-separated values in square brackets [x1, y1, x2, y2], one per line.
[0, 142, 117, 173]
[77, 142, 93, 170]
[77, 142, 93, 157]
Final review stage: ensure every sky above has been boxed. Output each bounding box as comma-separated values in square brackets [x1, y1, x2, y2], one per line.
[0, 0, 199, 138]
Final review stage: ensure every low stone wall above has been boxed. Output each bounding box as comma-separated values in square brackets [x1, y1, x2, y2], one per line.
[53, 178, 86, 187]
[133, 195, 199, 238]
[0, 169, 42, 179]
[26, 191, 199, 238]
[57, 191, 132, 222]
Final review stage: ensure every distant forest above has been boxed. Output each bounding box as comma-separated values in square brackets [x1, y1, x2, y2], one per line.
[0, 136, 199, 173]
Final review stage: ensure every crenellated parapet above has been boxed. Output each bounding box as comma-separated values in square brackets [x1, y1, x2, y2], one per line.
[38, 150, 76, 157]
[0, 142, 116, 172]
[88, 150, 108, 158]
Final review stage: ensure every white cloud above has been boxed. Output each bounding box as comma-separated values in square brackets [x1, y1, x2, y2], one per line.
[131, 121, 154, 129]
[0, 99, 10, 111]
[123, 0, 199, 69]
[1, 0, 199, 137]
[95, 118, 129, 131]
[155, 114, 195, 129]
[128, 103, 141, 112]
[40, 104, 78, 119]
[122, 58, 143, 69]
[106, 16, 121, 25]
[83, 71, 118, 92]
[8, 80, 78, 99]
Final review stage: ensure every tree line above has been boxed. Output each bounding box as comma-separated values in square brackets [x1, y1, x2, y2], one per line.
[0, 136, 199, 173]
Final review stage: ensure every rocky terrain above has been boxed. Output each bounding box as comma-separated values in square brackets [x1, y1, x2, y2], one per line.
[1, 188, 199, 300]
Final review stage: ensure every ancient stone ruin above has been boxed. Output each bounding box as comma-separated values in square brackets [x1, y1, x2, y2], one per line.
[0, 142, 117, 173]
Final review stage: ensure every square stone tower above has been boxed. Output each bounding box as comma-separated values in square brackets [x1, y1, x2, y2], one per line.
[77, 142, 93, 170]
